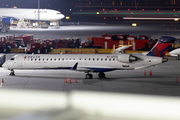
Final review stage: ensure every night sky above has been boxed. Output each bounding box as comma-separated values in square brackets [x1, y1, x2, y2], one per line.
[0, 0, 71, 13]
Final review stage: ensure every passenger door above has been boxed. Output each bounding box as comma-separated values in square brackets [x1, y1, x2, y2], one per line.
[17, 56, 23, 67]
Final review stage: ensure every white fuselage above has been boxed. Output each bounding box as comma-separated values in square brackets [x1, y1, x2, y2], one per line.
[0, 8, 65, 21]
[169, 48, 180, 57]
[2, 54, 163, 72]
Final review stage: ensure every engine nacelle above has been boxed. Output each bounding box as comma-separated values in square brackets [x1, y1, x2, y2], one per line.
[2, 18, 13, 25]
[118, 54, 137, 63]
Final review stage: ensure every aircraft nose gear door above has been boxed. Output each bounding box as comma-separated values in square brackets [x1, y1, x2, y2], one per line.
[17, 56, 23, 67]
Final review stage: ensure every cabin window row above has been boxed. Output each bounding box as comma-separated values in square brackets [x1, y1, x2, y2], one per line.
[25, 58, 117, 61]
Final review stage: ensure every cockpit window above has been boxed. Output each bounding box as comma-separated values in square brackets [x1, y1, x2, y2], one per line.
[57, 13, 61, 14]
[10, 58, 15, 60]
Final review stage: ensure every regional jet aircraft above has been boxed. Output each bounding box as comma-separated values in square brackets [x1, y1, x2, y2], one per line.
[2, 36, 176, 79]
[0, 8, 65, 32]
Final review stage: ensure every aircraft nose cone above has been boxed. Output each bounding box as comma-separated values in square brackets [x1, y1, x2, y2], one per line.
[2, 62, 8, 68]
[61, 14, 65, 19]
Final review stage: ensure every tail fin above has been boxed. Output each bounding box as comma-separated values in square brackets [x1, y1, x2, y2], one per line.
[147, 36, 176, 57]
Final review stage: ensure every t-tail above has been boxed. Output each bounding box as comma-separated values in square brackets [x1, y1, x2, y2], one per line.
[147, 36, 177, 57]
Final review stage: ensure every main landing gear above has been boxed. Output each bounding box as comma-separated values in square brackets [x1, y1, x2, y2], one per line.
[98, 72, 105, 78]
[86, 73, 93, 79]
[9, 69, 15, 76]
[85, 72, 106, 79]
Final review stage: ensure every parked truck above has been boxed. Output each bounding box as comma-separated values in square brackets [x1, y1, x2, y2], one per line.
[26, 38, 82, 54]
[6, 34, 33, 47]
[0, 37, 20, 53]
[26, 39, 48, 54]
[81, 34, 150, 50]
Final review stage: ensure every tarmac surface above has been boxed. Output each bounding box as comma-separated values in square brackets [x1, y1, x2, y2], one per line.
[0, 24, 180, 97]
[0, 54, 180, 97]
[2, 23, 180, 40]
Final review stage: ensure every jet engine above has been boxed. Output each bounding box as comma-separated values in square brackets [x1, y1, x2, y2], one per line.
[2, 18, 13, 25]
[118, 54, 137, 63]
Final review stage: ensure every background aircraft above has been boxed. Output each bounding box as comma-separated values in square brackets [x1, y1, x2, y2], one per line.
[169, 48, 180, 60]
[2, 36, 176, 79]
[0, 8, 65, 32]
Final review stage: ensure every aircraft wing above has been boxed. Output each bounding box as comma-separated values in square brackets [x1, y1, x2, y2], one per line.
[80, 66, 117, 72]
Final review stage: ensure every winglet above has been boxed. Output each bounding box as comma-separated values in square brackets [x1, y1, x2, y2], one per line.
[71, 62, 78, 70]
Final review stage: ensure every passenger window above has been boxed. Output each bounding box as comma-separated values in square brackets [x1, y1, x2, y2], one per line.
[84, 58, 86, 60]
[79, 58, 81, 60]
[97, 58, 99, 61]
[93, 58, 95, 61]
[54, 59, 56, 61]
[105, 58, 107, 61]
[43, 59, 44, 61]
[58, 58, 60, 61]
[101, 58, 103, 61]
[62, 58, 64, 61]
[113, 58, 115, 61]
[47, 59, 48, 61]
[73, 58, 75, 60]
[39, 59, 41, 61]
[89, 58, 91, 60]
[69, 58, 71, 60]
[109, 58, 111, 61]
[50, 59, 52, 61]
[31, 59, 33, 61]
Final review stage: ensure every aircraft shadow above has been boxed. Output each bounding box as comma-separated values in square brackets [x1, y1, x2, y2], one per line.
[99, 76, 180, 86]
[8, 74, 179, 86]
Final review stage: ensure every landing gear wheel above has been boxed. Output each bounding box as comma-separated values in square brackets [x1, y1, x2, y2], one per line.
[86, 74, 93, 79]
[98, 72, 105, 78]
[9, 69, 15, 76]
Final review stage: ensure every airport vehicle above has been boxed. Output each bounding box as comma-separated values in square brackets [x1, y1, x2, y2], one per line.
[13, 34, 33, 47]
[81, 34, 150, 50]
[0, 8, 65, 32]
[2, 36, 176, 78]
[26, 39, 49, 54]
[26, 38, 82, 54]
[0, 37, 20, 53]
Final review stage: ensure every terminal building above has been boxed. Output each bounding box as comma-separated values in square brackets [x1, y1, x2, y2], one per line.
[67, 0, 180, 23]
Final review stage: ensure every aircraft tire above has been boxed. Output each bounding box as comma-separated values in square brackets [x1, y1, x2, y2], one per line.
[86, 74, 93, 79]
[98, 72, 105, 78]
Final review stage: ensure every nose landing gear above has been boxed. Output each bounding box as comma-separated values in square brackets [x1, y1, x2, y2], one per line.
[9, 69, 15, 76]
